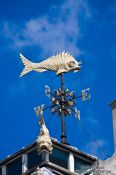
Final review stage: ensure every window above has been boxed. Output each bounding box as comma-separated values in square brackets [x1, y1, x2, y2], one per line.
[0, 167, 2, 175]
[50, 147, 69, 169]
[74, 156, 91, 173]
[28, 149, 42, 169]
[6, 157, 22, 175]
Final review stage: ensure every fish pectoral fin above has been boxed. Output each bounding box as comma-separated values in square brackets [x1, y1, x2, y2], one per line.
[35, 68, 47, 73]
[56, 69, 67, 75]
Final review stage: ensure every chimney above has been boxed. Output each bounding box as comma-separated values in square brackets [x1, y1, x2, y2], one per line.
[109, 100, 116, 154]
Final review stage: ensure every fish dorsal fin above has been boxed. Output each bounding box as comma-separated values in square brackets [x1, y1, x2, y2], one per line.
[48, 52, 74, 60]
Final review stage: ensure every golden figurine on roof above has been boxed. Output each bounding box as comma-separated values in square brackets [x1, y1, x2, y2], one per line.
[34, 104, 53, 153]
[19, 52, 81, 77]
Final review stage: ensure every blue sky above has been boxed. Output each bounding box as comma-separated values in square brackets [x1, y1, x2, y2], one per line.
[0, 0, 116, 160]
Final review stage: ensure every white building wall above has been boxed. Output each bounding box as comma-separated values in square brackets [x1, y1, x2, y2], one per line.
[22, 153, 28, 173]
[68, 152, 74, 172]
[112, 104, 116, 153]
[99, 100, 116, 174]
[2, 165, 6, 175]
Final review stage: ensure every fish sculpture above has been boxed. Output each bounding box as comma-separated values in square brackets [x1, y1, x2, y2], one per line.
[19, 52, 81, 77]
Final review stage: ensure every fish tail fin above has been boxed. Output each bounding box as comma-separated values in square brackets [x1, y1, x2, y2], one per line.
[20, 53, 33, 77]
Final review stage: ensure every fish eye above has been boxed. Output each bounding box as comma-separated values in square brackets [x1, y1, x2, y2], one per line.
[68, 61, 75, 67]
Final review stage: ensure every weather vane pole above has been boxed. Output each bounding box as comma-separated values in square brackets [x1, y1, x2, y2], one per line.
[60, 73, 67, 143]
[19, 51, 91, 144]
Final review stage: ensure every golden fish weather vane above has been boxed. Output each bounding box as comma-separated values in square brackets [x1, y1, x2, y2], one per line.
[19, 52, 81, 77]
[19, 51, 91, 144]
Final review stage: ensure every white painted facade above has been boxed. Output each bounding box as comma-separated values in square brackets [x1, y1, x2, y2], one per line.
[99, 100, 116, 174]
[22, 153, 28, 173]
[68, 152, 74, 172]
[2, 166, 6, 175]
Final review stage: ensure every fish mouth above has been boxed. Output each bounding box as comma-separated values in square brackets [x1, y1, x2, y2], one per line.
[76, 67, 81, 70]
[72, 66, 81, 71]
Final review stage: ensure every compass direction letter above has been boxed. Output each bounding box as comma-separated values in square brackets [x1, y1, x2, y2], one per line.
[81, 88, 91, 101]
[34, 104, 45, 117]
[45, 85, 51, 98]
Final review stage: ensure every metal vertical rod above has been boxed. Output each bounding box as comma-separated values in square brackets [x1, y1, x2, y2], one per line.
[60, 73, 67, 144]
